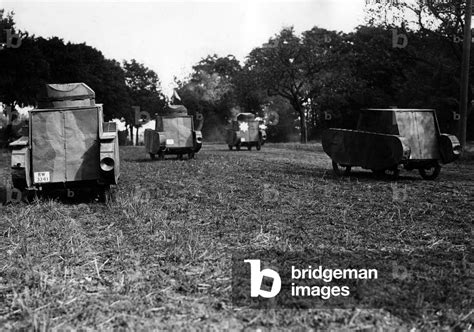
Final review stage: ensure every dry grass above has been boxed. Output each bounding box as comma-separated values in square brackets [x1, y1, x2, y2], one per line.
[0, 144, 473, 330]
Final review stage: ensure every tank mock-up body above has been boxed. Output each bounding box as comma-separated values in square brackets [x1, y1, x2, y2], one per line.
[9, 83, 120, 201]
[322, 109, 461, 180]
[144, 105, 203, 160]
[226, 113, 266, 151]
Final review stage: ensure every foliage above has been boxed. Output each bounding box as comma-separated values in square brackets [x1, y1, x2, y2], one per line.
[363, 0, 474, 136]
[2, 4, 474, 142]
[176, 55, 241, 140]
[123, 59, 166, 123]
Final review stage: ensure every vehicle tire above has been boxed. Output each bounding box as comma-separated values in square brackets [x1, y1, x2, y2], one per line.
[256, 140, 261, 151]
[332, 161, 351, 176]
[11, 169, 27, 191]
[248, 145, 252, 151]
[228, 145, 233, 150]
[386, 167, 400, 179]
[371, 169, 386, 177]
[149, 153, 156, 160]
[97, 185, 112, 203]
[419, 162, 441, 180]
[188, 152, 195, 159]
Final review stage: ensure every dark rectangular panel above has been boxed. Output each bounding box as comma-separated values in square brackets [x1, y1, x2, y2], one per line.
[64, 108, 100, 181]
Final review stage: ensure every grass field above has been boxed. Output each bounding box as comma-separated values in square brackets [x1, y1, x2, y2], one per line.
[1, 144, 473, 330]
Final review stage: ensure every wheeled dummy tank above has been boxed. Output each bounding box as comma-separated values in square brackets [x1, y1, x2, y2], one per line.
[9, 83, 120, 201]
[144, 105, 203, 160]
[322, 108, 460, 180]
[226, 113, 266, 151]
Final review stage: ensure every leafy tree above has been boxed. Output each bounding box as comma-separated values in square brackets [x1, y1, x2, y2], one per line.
[263, 96, 299, 142]
[123, 59, 166, 144]
[35, 38, 132, 122]
[233, 65, 267, 114]
[245, 27, 345, 143]
[176, 55, 241, 140]
[363, 0, 474, 137]
[0, 11, 49, 108]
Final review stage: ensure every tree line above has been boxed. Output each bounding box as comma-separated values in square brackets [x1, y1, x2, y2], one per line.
[0, 11, 166, 146]
[177, 1, 474, 143]
[1, 2, 474, 145]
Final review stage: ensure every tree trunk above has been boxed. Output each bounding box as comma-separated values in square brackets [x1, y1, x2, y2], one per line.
[129, 124, 133, 146]
[292, 101, 308, 144]
[299, 112, 308, 144]
[135, 126, 139, 146]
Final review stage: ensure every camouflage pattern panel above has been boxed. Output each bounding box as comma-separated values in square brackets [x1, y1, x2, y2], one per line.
[413, 111, 440, 160]
[64, 108, 100, 181]
[236, 121, 258, 143]
[31, 111, 66, 184]
[322, 129, 405, 170]
[396, 111, 440, 160]
[179, 117, 194, 147]
[240, 129, 250, 143]
[162, 117, 194, 148]
[248, 121, 260, 142]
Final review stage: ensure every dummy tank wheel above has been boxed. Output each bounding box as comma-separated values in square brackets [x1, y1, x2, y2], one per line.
[332, 161, 351, 176]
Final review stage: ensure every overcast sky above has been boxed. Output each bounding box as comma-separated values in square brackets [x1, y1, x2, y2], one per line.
[2, 0, 366, 96]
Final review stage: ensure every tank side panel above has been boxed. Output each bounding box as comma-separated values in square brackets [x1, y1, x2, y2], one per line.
[322, 129, 404, 170]
[162, 118, 180, 148]
[179, 117, 194, 147]
[414, 111, 440, 159]
[248, 121, 260, 141]
[395, 111, 422, 159]
[162, 117, 193, 148]
[31, 111, 66, 183]
[64, 108, 100, 181]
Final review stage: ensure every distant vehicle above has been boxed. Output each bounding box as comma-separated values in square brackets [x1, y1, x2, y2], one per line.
[144, 105, 203, 160]
[9, 83, 120, 201]
[226, 113, 266, 151]
[322, 108, 461, 180]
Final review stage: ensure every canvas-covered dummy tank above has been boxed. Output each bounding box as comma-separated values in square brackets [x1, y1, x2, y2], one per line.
[226, 113, 266, 151]
[144, 105, 203, 160]
[9, 83, 120, 201]
[322, 109, 461, 180]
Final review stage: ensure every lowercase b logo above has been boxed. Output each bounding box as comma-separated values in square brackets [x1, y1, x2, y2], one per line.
[391, 29, 408, 49]
[244, 259, 281, 298]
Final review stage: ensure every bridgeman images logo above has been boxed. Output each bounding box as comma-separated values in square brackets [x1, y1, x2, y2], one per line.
[245, 259, 282, 298]
[235, 251, 470, 310]
[243, 259, 377, 301]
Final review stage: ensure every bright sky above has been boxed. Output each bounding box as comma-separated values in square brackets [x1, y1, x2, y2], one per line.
[1, 0, 366, 97]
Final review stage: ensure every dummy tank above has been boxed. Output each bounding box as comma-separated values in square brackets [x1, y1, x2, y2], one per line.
[226, 113, 266, 151]
[322, 108, 461, 180]
[9, 83, 120, 201]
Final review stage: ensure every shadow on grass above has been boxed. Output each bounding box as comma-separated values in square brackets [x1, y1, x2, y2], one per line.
[1, 188, 111, 206]
[130, 157, 193, 163]
[278, 165, 423, 183]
